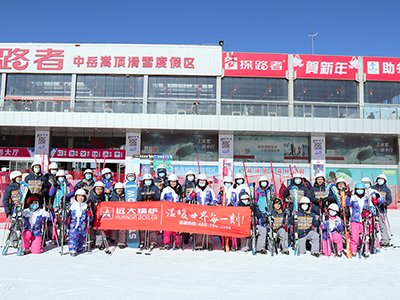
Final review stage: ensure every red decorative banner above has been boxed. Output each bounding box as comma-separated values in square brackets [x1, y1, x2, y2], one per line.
[50, 148, 125, 160]
[93, 201, 251, 238]
[293, 54, 359, 80]
[364, 57, 400, 81]
[0, 147, 34, 158]
[223, 52, 288, 77]
[4, 96, 70, 101]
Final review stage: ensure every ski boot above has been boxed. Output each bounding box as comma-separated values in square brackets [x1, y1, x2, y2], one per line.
[70, 251, 77, 257]
[257, 249, 268, 255]
[118, 243, 127, 249]
[311, 252, 320, 258]
[99, 244, 105, 251]
[281, 250, 290, 255]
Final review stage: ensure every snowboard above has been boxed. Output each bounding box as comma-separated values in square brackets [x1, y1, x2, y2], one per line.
[125, 181, 139, 249]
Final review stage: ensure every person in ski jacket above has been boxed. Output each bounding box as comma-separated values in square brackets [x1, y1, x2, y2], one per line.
[371, 174, 392, 247]
[321, 203, 344, 257]
[283, 172, 313, 212]
[160, 174, 182, 249]
[74, 169, 96, 195]
[255, 176, 272, 214]
[22, 196, 54, 254]
[238, 192, 268, 254]
[48, 170, 75, 208]
[137, 174, 160, 249]
[311, 173, 336, 215]
[68, 189, 94, 256]
[154, 165, 169, 192]
[25, 161, 50, 208]
[45, 162, 59, 207]
[87, 181, 107, 249]
[181, 171, 196, 201]
[187, 174, 216, 250]
[216, 176, 238, 206]
[346, 182, 382, 257]
[232, 173, 250, 196]
[3, 171, 24, 218]
[289, 196, 320, 257]
[100, 168, 116, 201]
[266, 197, 289, 254]
[108, 182, 128, 248]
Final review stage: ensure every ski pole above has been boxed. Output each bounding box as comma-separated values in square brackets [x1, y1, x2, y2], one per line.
[270, 161, 277, 197]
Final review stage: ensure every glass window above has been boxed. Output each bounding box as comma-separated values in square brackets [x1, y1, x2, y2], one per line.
[6, 74, 72, 98]
[76, 75, 143, 98]
[294, 79, 357, 103]
[364, 81, 400, 104]
[148, 76, 216, 99]
[221, 77, 288, 101]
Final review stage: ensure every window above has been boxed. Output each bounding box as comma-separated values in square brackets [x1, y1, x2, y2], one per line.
[364, 81, 400, 104]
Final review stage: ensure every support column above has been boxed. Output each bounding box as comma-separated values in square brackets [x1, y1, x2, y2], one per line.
[70, 74, 77, 111]
[0, 73, 6, 110]
[218, 133, 234, 177]
[216, 76, 222, 115]
[143, 75, 148, 114]
[358, 56, 365, 118]
[34, 129, 51, 172]
[125, 132, 141, 176]
[310, 135, 326, 182]
[287, 54, 294, 117]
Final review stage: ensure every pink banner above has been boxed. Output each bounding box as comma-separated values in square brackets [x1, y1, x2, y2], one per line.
[50, 148, 125, 160]
[364, 57, 400, 81]
[0, 147, 34, 158]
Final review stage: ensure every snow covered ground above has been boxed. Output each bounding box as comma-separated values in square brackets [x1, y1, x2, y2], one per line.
[1, 210, 400, 300]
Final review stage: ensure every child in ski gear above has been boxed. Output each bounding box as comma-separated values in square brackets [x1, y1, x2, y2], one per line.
[371, 174, 392, 247]
[289, 197, 320, 257]
[311, 173, 336, 215]
[346, 182, 379, 257]
[267, 197, 289, 255]
[25, 161, 50, 209]
[3, 171, 23, 219]
[160, 174, 182, 249]
[74, 169, 95, 195]
[68, 189, 93, 256]
[255, 176, 271, 214]
[238, 192, 267, 254]
[321, 203, 344, 257]
[181, 171, 196, 244]
[216, 176, 238, 206]
[126, 172, 136, 182]
[88, 181, 106, 249]
[101, 168, 116, 201]
[233, 173, 250, 196]
[283, 172, 313, 212]
[109, 182, 127, 248]
[22, 196, 54, 254]
[137, 174, 160, 249]
[154, 165, 169, 191]
[187, 174, 216, 250]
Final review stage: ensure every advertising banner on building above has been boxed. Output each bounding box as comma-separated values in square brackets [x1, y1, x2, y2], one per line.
[326, 167, 397, 186]
[293, 54, 359, 80]
[50, 148, 125, 160]
[223, 52, 288, 78]
[234, 136, 309, 163]
[325, 137, 396, 164]
[0, 147, 34, 158]
[141, 134, 218, 161]
[0, 43, 222, 76]
[364, 56, 400, 81]
[93, 201, 251, 238]
[234, 166, 310, 178]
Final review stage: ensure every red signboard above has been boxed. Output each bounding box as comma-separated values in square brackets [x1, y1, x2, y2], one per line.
[223, 52, 288, 78]
[0, 147, 34, 158]
[293, 54, 359, 80]
[50, 148, 125, 160]
[364, 57, 400, 81]
[93, 201, 251, 238]
[4, 96, 70, 101]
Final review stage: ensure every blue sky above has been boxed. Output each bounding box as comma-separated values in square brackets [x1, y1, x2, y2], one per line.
[1, 0, 398, 57]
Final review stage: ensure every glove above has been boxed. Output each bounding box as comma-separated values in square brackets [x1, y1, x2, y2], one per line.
[53, 182, 59, 189]
[218, 188, 223, 196]
[362, 210, 371, 218]
[260, 215, 268, 225]
[87, 210, 93, 218]
[325, 214, 329, 221]
[375, 193, 380, 199]
[6, 213, 11, 219]
[346, 191, 352, 197]
[265, 211, 272, 216]
[372, 197, 379, 205]
[190, 191, 196, 198]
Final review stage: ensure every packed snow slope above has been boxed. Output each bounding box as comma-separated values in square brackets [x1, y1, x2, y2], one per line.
[1, 210, 400, 300]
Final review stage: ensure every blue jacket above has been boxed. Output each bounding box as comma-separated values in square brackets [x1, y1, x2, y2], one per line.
[283, 183, 313, 211]
[187, 185, 215, 205]
[268, 209, 289, 233]
[154, 176, 169, 191]
[68, 202, 93, 234]
[311, 182, 336, 205]
[321, 215, 344, 241]
[22, 208, 54, 237]
[110, 193, 125, 202]
[49, 182, 75, 208]
[87, 190, 106, 206]
[137, 184, 161, 202]
[74, 178, 95, 195]
[216, 186, 238, 206]
[182, 180, 196, 198]
[25, 172, 50, 197]
[371, 184, 392, 213]
[161, 186, 181, 202]
[2, 182, 20, 215]
[289, 209, 320, 239]
[346, 194, 378, 223]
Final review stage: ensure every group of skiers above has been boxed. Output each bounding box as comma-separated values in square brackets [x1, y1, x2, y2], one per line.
[2, 161, 394, 258]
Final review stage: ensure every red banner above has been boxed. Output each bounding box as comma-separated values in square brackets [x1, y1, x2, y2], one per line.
[50, 148, 125, 160]
[0, 147, 34, 158]
[364, 57, 400, 81]
[223, 52, 288, 78]
[93, 201, 251, 238]
[293, 54, 359, 80]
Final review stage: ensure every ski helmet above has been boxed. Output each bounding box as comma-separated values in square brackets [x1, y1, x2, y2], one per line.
[223, 176, 233, 183]
[234, 173, 244, 180]
[186, 170, 195, 177]
[75, 189, 87, 197]
[126, 171, 136, 180]
[101, 168, 112, 176]
[328, 203, 339, 212]
[336, 178, 347, 185]
[273, 197, 283, 206]
[31, 161, 41, 169]
[292, 172, 302, 179]
[94, 181, 105, 188]
[354, 182, 366, 190]
[114, 182, 124, 189]
[10, 170, 22, 181]
[143, 174, 153, 181]
[84, 169, 93, 175]
[49, 162, 58, 170]
[259, 176, 268, 183]
[299, 197, 311, 204]
[56, 170, 65, 177]
[377, 174, 387, 182]
[198, 174, 207, 181]
[27, 195, 40, 204]
[168, 174, 178, 182]
[361, 177, 371, 184]
[240, 192, 250, 200]
[315, 172, 325, 181]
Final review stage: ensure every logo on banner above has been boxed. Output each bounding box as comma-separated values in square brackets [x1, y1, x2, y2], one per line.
[100, 207, 114, 220]
[368, 62, 379, 74]
[293, 55, 304, 67]
[349, 57, 358, 69]
[224, 55, 238, 70]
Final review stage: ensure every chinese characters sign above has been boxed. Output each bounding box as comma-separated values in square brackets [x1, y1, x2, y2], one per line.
[364, 57, 400, 81]
[50, 148, 125, 160]
[223, 52, 288, 77]
[0, 43, 222, 76]
[93, 201, 251, 238]
[293, 54, 359, 80]
[0, 147, 34, 158]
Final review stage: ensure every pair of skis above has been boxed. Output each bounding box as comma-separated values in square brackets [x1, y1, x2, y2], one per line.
[291, 186, 300, 256]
